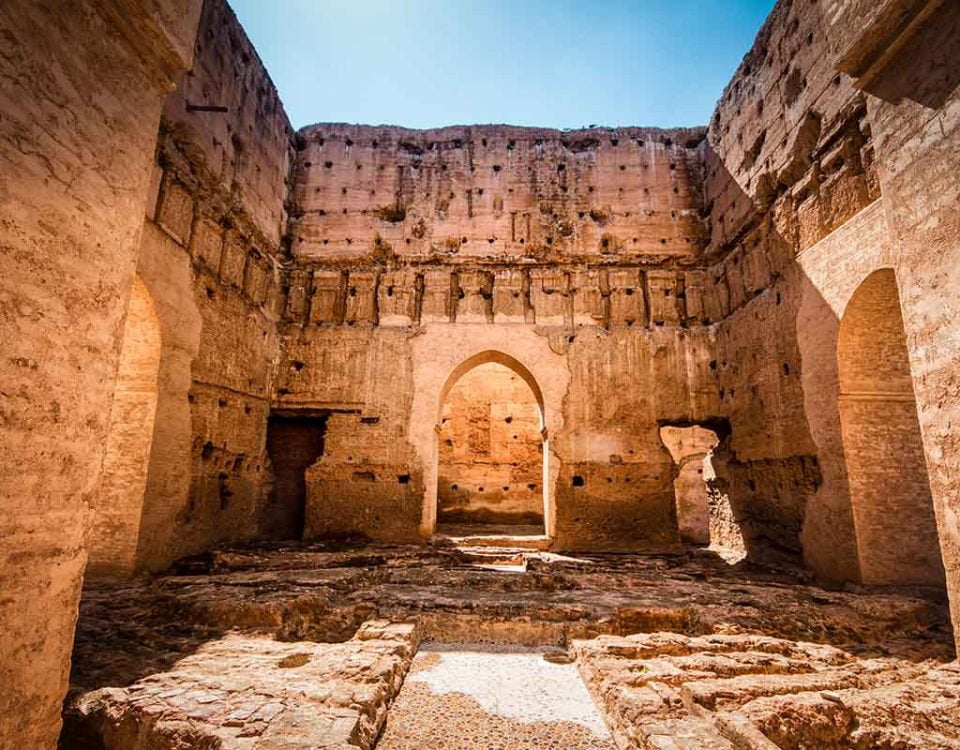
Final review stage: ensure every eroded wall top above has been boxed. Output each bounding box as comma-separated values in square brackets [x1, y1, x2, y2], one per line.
[161, 0, 294, 249]
[289, 124, 708, 264]
[704, 0, 879, 257]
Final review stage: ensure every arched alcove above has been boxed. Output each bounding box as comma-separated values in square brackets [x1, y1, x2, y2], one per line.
[88, 276, 162, 576]
[435, 351, 547, 533]
[838, 269, 945, 586]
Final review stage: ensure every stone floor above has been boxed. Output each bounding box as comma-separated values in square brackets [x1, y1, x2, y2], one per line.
[61, 541, 958, 749]
[68, 621, 418, 749]
[576, 631, 960, 749]
[377, 645, 614, 749]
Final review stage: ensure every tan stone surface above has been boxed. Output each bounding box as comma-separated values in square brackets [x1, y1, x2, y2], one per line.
[438, 362, 544, 525]
[89, 277, 164, 576]
[63, 543, 956, 748]
[575, 631, 960, 749]
[0, 1, 201, 746]
[105, 0, 293, 573]
[289, 124, 707, 261]
[70, 621, 418, 749]
[3, 1, 960, 746]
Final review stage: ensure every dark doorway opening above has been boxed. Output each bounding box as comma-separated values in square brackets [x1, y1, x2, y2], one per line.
[263, 414, 328, 540]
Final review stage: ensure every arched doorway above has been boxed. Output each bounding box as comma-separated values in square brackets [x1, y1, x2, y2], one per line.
[88, 276, 162, 576]
[838, 269, 945, 586]
[436, 352, 547, 533]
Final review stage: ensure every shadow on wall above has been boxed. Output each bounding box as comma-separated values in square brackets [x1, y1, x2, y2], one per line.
[837, 2, 960, 110]
[437, 361, 545, 528]
[699, 127, 836, 569]
[837, 270, 945, 586]
[704, 124, 948, 587]
[660, 421, 731, 550]
[701, 20, 949, 585]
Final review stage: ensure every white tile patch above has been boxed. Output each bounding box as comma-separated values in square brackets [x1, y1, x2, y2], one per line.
[409, 644, 611, 737]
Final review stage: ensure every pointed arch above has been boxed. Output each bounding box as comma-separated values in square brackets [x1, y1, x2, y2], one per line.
[438, 350, 545, 428]
[435, 351, 548, 531]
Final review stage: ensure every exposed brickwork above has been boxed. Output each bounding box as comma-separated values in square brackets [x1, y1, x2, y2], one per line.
[3, 2, 960, 746]
[98, 0, 295, 572]
[438, 362, 544, 525]
[290, 124, 707, 261]
[0, 1, 202, 744]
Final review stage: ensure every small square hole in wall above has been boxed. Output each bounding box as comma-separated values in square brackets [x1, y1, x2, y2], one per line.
[572, 475, 585, 487]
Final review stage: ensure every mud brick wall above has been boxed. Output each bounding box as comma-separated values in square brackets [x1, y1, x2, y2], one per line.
[10, 7, 959, 734]
[276, 292, 718, 551]
[699, 0, 881, 568]
[288, 124, 708, 262]
[846, 0, 960, 638]
[86, 0, 295, 574]
[276, 123, 722, 551]
[700, 0, 960, 645]
[0, 1, 202, 746]
[437, 362, 544, 526]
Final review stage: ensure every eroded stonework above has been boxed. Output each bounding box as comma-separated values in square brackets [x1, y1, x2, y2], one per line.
[2, 0, 959, 747]
[61, 542, 956, 749]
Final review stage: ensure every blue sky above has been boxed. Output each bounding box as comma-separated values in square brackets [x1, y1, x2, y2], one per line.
[229, 0, 776, 130]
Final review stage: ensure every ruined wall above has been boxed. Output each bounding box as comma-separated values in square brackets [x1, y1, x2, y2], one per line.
[437, 362, 543, 526]
[290, 124, 707, 262]
[275, 286, 718, 552]
[702, 0, 883, 570]
[703, 0, 959, 647]
[838, 269, 944, 586]
[0, 1, 202, 745]
[293, 328, 423, 543]
[278, 322, 713, 552]
[88, 277, 163, 577]
[277, 123, 717, 551]
[273, 2, 957, 619]
[91, 0, 295, 573]
[659, 426, 721, 545]
[838, 0, 960, 635]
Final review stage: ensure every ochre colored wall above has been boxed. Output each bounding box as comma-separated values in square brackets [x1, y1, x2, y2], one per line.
[87, 278, 163, 576]
[128, 0, 294, 572]
[702, 0, 959, 643]
[438, 362, 544, 525]
[0, 1, 202, 745]
[279, 123, 714, 552]
[838, 270, 944, 586]
[289, 124, 707, 262]
[7, 6, 960, 739]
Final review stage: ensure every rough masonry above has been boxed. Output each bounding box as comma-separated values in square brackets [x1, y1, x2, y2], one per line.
[1, 0, 958, 747]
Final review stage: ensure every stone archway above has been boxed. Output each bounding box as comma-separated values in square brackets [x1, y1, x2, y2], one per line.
[435, 352, 547, 531]
[87, 276, 162, 576]
[408, 327, 569, 539]
[838, 269, 945, 586]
